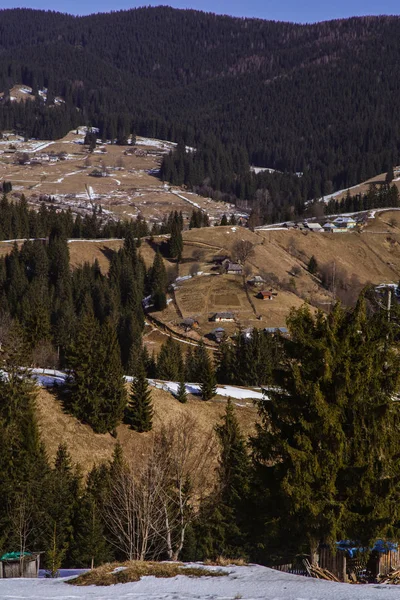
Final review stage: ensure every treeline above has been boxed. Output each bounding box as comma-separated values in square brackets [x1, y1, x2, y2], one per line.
[3, 296, 400, 570]
[0, 194, 149, 240]
[326, 182, 400, 215]
[160, 139, 306, 223]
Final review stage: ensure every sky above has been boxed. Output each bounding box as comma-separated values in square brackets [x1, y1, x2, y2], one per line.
[0, 0, 399, 23]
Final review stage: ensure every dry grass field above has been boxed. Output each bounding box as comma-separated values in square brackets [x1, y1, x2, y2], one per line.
[36, 384, 258, 474]
[0, 128, 243, 226]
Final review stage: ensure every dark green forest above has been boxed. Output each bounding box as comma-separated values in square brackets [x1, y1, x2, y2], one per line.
[2, 291, 400, 571]
[1, 8, 400, 220]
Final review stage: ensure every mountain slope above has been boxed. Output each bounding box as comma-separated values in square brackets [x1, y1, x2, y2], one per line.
[0, 8, 400, 202]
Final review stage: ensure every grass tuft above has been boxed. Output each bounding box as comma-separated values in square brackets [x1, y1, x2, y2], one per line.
[69, 560, 228, 586]
[204, 556, 248, 567]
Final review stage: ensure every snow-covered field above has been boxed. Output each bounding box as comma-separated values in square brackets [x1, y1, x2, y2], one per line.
[1, 564, 399, 600]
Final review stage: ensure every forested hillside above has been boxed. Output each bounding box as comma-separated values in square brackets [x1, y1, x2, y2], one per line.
[1, 8, 400, 218]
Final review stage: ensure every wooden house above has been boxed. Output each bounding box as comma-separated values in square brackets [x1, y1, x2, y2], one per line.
[226, 262, 243, 275]
[258, 290, 274, 300]
[0, 552, 40, 578]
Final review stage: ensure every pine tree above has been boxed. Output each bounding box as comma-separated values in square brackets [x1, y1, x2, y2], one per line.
[220, 214, 228, 226]
[125, 361, 153, 432]
[176, 379, 188, 403]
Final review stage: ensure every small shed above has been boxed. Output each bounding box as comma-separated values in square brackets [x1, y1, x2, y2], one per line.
[211, 327, 225, 343]
[305, 222, 323, 232]
[210, 312, 235, 322]
[258, 290, 274, 300]
[182, 317, 199, 332]
[323, 222, 336, 232]
[248, 275, 265, 287]
[0, 552, 40, 578]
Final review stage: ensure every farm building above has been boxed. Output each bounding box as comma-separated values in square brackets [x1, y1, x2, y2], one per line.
[226, 262, 243, 275]
[333, 216, 356, 228]
[304, 222, 323, 232]
[248, 275, 265, 287]
[210, 312, 235, 322]
[0, 552, 40, 578]
[323, 222, 336, 232]
[257, 290, 274, 300]
[181, 317, 199, 332]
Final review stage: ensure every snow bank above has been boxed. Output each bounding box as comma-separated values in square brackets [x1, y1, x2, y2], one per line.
[147, 379, 264, 400]
[0, 563, 398, 599]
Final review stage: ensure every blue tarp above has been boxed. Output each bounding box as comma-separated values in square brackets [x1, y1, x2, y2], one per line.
[335, 539, 398, 558]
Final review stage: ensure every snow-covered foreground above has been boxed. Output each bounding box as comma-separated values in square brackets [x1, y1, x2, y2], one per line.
[1, 564, 399, 600]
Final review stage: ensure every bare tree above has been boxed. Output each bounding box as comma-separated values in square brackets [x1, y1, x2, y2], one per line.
[103, 416, 215, 561]
[8, 494, 35, 576]
[102, 457, 165, 561]
[31, 340, 59, 369]
[154, 415, 215, 560]
[232, 240, 255, 265]
[189, 263, 200, 277]
[191, 249, 205, 262]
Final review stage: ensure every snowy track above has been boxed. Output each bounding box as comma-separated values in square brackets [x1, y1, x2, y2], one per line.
[1, 564, 399, 599]
[32, 369, 265, 400]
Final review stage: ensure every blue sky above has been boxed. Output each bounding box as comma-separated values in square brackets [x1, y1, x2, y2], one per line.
[1, 0, 399, 23]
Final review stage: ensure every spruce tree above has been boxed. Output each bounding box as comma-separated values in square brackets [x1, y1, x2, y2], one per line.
[66, 312, 126, 433]
[250, 298, 400, 562]
[125, 361, 153, 432]
[176, 379, 188, 403]
[196, 342, 217, 401]
[149, 250, 167, 310]
[169, 221, 183, 261]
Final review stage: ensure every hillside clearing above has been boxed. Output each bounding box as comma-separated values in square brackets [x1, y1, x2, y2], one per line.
[36, 385, 258, 474]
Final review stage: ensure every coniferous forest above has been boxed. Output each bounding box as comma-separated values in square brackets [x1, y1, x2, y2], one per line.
[1, 8, 400, 219]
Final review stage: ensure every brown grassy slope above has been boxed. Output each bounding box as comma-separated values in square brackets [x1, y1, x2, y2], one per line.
[36, 385, 258, 474]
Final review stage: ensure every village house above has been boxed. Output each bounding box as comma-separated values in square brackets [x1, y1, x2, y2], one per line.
[226, 262, 243, 275]
[304, 222, 323, 232]
[333, 216, 356, 228]
[210, 312, 235, 322]
[257, 290, 274, 300]
[323, 222, 336, 232]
